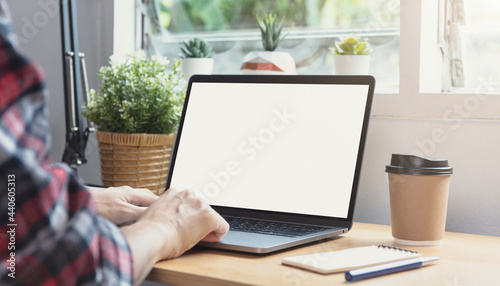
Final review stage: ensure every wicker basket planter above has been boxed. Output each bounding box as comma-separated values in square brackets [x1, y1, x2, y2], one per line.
[96, 131, 176, 195]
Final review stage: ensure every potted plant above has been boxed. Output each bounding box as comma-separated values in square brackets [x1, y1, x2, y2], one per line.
[180, 37, 215, 80]
[330, 35, 372, 75]
[83, 51, 186, 195]
[241, 13, 296, 74]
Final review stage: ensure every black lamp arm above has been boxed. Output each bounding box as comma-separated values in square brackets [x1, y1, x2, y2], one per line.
[59, 0, 94, 170]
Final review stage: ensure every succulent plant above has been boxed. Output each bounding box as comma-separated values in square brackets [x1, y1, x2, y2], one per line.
[257, 13, 286, 52]
[180, 38, 214, 58]
[330, 35, 372, 55]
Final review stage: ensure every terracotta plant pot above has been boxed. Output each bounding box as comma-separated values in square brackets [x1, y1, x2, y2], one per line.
[241, 51, 296, 74]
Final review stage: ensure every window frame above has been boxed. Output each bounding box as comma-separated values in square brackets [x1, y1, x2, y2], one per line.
[113, 0, 137, 58]
[376, 0, 500, 122]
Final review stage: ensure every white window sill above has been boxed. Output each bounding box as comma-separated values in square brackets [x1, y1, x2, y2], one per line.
[372, 92, 500, 120]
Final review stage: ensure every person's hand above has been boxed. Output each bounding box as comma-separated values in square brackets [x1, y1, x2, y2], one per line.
[138, 188, 229, 259]
[120, 188, 229, 283]
[89, 186, 158, 226]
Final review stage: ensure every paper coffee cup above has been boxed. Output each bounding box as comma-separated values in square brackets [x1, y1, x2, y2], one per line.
[385, 154, 453, 246]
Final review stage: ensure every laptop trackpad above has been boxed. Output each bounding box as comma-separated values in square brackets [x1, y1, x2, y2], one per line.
[222, 230, 295, 245]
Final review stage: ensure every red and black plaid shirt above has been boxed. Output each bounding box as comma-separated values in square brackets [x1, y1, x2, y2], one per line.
[0, 1, 133, 285]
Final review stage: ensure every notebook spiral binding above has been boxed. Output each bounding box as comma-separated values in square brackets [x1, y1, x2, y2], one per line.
[377, 245, 419, 254]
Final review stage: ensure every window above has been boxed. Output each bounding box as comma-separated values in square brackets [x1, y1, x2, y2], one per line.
[432, 0, 500, 93]
[459, 0, 500, 93]
[143, 0, 400, 93]
[127, 0, 500, 96]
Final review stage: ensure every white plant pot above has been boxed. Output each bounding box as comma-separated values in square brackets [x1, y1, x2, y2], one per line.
[181, 58, 214, 80]
[241, 51, 296, 74]
[333, 55, 371, 75]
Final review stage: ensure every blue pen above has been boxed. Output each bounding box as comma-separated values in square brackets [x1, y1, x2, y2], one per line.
[345, 257, 440, 282]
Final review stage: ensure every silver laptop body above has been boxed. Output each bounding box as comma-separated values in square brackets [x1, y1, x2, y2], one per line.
[166, 75, 375, 253]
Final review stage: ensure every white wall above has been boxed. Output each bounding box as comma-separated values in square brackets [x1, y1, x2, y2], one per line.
[8, 0, 500, 238]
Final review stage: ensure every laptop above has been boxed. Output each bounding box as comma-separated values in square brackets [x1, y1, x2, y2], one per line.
[166, 74, 375, 254]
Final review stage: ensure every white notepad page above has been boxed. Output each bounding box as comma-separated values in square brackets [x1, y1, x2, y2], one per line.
[282, 245, 421, 274]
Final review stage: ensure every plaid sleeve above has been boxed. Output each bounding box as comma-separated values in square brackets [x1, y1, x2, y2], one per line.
[0, 2, 133, 285]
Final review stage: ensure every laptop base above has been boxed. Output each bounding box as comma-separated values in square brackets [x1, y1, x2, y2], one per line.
[198, 227, 347, 254]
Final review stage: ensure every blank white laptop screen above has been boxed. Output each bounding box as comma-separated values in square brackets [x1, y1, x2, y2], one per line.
[169, 81, 370, 219]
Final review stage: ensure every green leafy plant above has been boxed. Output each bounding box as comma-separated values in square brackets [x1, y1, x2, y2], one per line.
[83, 51, 186, 134]
[180, 38, 214, 58]
[257, 13, 286, 51]
[330, 35, 372, 55]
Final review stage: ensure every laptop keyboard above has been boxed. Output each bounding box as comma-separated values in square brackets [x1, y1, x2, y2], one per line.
[224, 216, 332, 238]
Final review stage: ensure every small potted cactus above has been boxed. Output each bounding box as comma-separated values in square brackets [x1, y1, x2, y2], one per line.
[180, 37, 215, 80]
[329, 35, 372, 75]
[241, 13, 296, 74]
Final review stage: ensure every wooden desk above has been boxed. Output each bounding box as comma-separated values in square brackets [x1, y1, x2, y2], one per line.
[147, 223, 500, 285]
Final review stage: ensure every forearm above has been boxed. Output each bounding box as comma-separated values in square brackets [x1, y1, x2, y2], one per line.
[121, 221, 173, 285]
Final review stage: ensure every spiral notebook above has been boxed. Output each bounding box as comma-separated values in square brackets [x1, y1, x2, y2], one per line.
[281, 245, 421, 274]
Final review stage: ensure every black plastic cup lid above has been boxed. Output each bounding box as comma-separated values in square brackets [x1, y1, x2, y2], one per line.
[385, 153, 453, 176]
